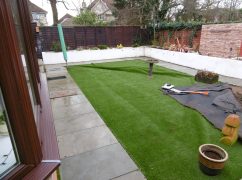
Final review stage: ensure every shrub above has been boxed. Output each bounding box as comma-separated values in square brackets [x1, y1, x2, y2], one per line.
[117, 44, 123, 48]
[132, 43, 140, 47]
[73, 10, 107, 26]
[77, 46, 84, 51]
[0, 111, 5, 124]
[73, 10, 97, 25]
[195, 70, 219, 84]
[157, 21, 203, 31]
[51, 41, 62, 52]
[97, 44, 108, 49]
[151, 40, 159, 46]
[132, 36, 142, 47]
[90, 47, 99, 50]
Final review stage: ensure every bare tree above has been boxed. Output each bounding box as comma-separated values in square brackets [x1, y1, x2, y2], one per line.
[71, 0, 86, 15]
[223, 0, 242, 20]
[114, 0, 180, 25]
[49, 0, 58, 25]
[48, 0, 70, 25]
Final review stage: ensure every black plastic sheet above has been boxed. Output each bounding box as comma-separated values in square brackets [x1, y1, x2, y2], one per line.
[162, 83, 242, 139]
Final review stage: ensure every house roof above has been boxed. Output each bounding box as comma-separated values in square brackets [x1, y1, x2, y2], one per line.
[58, 13, 73, 24]
[60, 18, 75, 26]
[88, 0, 115, 11]
[28, 1, 47, 14]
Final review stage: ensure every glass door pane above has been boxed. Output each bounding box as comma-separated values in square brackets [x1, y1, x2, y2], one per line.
[9, 0, 38, 120]
[0, 88, 19, 178]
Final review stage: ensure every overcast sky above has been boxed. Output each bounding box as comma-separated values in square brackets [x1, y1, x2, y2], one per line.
[30, 0, 92, 25]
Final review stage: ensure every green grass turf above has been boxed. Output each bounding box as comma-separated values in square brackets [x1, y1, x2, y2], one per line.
[68, 60, 242, 180]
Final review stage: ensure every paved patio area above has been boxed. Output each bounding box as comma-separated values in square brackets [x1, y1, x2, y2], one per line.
[46, 65, 146, 180]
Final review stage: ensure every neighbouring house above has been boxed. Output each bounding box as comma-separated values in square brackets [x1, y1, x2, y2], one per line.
[28, 1, 48, 26]
[58, 13, 73, 24]
[58, 13, 74, 26]
[87, 0, 116, 22]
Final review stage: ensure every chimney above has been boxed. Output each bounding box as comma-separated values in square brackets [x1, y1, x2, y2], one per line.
[82, 0, 87, 8]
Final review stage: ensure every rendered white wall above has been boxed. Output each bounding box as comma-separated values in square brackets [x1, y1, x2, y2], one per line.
[145, 47, 242, 79]
[42, 47, 242, 79]
[42, 47, 144, 65]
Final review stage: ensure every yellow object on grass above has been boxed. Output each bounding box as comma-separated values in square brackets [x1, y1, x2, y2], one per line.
[220, 114, 240, 145]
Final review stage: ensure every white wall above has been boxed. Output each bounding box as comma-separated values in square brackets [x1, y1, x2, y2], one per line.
[42, 47, 242, 79]
[42, 47, 144, 65]
[145, 47, 242, 79]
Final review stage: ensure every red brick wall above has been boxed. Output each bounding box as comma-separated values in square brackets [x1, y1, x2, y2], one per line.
[200, 23, 242, 58]
[158, 29, 201, 48]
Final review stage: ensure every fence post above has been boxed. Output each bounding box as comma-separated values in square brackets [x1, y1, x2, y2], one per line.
[74, 27, 77, 49]
[84, 27, 87, 47]
[95, 26, 97, 46]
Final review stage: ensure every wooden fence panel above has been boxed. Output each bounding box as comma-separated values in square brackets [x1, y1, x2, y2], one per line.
[75, 27, 86, 47]
[39, 26, 150, 51]
[63, 27, 76, 49]
[95, 27, 107, 45]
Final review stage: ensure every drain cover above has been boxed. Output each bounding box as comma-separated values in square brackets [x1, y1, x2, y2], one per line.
[47, 76, 66, 81]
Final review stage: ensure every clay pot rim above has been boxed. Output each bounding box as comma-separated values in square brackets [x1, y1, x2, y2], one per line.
[199, 144, 228, 163]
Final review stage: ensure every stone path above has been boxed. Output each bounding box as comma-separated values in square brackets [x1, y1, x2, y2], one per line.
[46, 65, 146, 180]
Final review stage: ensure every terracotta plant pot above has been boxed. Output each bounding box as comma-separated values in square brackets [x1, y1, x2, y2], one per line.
[199, 144, 228, 176]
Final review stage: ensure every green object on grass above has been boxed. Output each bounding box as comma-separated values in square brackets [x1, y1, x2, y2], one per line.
[68, 60, 242, 179]
[57, 24, 68, 62]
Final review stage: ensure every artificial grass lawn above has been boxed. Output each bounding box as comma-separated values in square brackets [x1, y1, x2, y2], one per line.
[68, 60, 242, 180]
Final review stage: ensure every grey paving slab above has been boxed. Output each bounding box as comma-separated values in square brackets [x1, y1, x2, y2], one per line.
[53, 101, 95, 120]
[54, 112, 105, 136]
[48, 81, 80, 93]
[46, 65, 67, 71]
[51, 95, 87, 108]
[112, 170, 146, 180]
[157, 60, 242, 87]
[157, 61, 197, 76]
[57, 125, 117, 158]
[47, 73, 83, 98]
[48, 79, 78, 89]
[49, 89, 82, 99]
[46, 69, 68, 77]
[49, 85, 80, 94]
[61, 143, 138, 180]
[219, 76, 242, 87]
[45, 66, 67, 73]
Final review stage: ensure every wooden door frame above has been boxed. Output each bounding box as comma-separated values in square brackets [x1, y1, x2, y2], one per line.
[0, 0, 42, 178]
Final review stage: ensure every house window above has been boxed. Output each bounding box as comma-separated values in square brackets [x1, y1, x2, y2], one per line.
[98, 14, 104, 20]
[0, 88, 19, 178]
[32, 13, 37, 20]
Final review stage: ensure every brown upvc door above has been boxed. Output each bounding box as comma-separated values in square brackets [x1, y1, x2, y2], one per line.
[0, 0, 42, 178]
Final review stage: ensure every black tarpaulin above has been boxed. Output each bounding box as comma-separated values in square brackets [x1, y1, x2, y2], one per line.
[162, 83, 242, 139]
